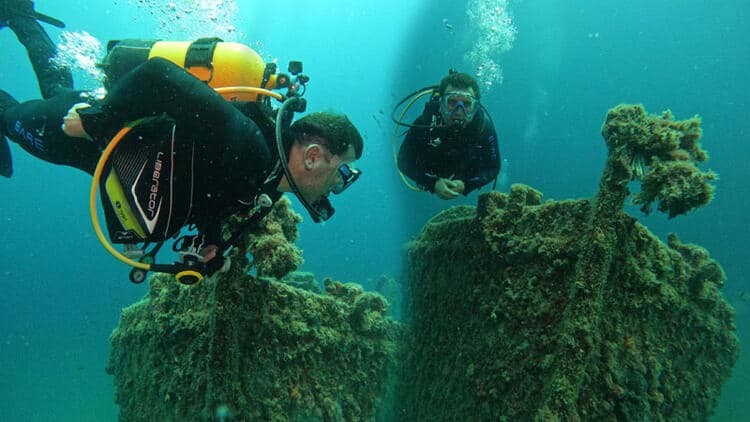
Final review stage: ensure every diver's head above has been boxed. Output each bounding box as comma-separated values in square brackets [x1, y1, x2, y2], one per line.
[438, 71, 481, 127]
[280, 112, 363, 206]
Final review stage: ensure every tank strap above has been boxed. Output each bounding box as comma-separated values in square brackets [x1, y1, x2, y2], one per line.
[185, 37, 223, 80]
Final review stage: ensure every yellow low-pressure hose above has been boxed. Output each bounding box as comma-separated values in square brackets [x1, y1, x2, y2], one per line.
[214, 86, 284, 101]
[89, 124, 150, 270]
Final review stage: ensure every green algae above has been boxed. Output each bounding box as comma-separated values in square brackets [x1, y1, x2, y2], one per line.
[602, 104, 716, 218]
[107, 270, 399, 421]
[107, 197, 399, 421]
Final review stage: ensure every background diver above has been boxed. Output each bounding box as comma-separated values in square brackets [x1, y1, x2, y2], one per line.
[396, 70, 501, 200]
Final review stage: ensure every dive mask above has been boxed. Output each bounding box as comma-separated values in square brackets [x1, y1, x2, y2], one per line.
[307, 164, 359, 223]
[331, 163, 361, 195]
[441, 92, 478, 123]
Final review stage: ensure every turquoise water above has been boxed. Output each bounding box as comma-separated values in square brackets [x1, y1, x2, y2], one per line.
[0, 1, 747, 420]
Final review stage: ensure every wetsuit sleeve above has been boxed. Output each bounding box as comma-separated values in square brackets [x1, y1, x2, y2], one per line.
[397, 115, 439, 192]
[463, 117, 501, 194]
[1, 90, 101, 175]
[78, 57, 237, 142]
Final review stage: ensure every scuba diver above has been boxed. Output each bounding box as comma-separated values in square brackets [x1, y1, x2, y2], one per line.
[0, 4, 364, 283]
[395, 70, 501, 200]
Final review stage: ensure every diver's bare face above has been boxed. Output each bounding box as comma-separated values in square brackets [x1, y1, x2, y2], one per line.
[292, 143, 357, 204]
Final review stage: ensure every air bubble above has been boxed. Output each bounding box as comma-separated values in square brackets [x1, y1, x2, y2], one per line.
[464, 0, 517, 92]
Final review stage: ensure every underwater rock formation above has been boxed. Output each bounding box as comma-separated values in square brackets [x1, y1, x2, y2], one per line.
[396, 105, 738, 420]
[107, 198, 398, 421]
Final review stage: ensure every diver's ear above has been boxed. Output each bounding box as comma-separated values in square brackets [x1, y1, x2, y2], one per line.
[303, 144, 325, 170]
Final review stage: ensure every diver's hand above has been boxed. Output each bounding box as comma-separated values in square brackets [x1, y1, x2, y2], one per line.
[62, 103, 93, 140]
[452, 179, 465, 194]
[434, 177, 463, 200]
[201, 245, 231, 275]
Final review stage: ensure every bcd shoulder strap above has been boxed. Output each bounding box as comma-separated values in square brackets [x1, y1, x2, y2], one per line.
[232, 101, 278, 143]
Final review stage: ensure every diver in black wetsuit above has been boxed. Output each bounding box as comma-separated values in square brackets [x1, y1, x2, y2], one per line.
[0, 6, 364, 276]
[0, 0, 85, 176]
[74, 58, 362, 255]
[397, 71, 501, 200]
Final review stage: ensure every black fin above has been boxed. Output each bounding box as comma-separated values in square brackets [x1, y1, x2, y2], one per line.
[32, 11, 65, 28]
[0, 136, 12, 178]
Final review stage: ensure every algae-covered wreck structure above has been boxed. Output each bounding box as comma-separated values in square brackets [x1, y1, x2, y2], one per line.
[396, 105, 738, 420]
[106, 197, 399, 421]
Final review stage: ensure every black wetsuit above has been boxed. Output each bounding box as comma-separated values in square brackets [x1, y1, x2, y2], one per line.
[1, 4, 73, 99]
[1, 7, 76, 176]
[1, 89, 102, 174]
[397, 99, 501, 194]
[81, 58, 282, 245]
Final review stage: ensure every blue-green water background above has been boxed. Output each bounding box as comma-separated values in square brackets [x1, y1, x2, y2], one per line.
[0, 1, 747, 420]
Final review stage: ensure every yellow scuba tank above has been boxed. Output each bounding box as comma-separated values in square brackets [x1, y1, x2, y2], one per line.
[99, 38, 284, 101]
